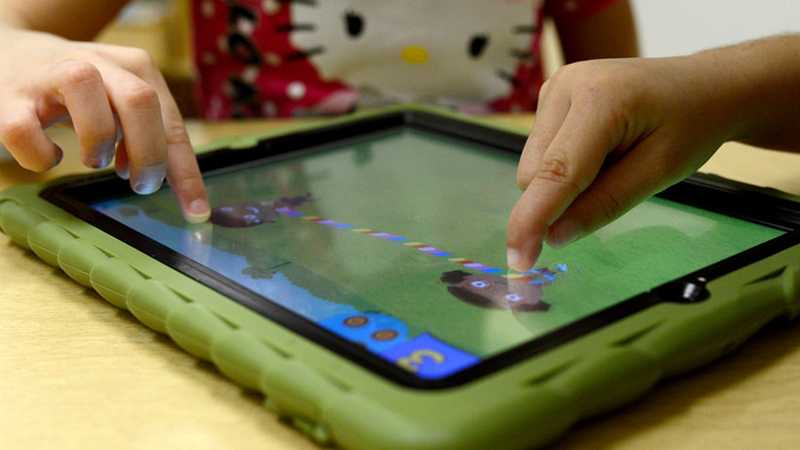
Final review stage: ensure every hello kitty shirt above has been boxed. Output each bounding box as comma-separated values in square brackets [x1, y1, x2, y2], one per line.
[190, 0, 619, 119]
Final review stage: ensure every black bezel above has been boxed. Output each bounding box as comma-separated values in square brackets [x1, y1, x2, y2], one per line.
[41, 110, 800, 390]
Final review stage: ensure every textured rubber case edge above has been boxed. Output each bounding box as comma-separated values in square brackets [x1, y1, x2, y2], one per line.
[2, 105, 800, 450]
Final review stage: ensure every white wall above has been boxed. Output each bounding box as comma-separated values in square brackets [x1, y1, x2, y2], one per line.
[632, 0, 800, 57]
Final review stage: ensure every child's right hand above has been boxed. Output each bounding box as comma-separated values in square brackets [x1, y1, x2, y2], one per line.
[506, 55, 744, 272]
[0, 28, 210, 222]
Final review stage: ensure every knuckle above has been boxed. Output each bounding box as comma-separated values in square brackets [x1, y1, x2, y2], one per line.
[548, 63, 604, 100]
[57, 60, 101, 88]
[573, 71, 632, 106]
[164, 121, 191, 147]
[122, 83, 159, 110]
[536, 155, 582, 193]
[124, 47, 156, 71]
[556, 63, 612, 97]
[574, 77, 614, 104]
[552, 61, 590, 83]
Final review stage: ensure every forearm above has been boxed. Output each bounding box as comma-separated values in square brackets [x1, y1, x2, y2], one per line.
[694, 35, 800, 152]
[553, 0, 639, 63]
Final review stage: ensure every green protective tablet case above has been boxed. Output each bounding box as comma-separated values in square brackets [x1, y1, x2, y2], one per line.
[3, 105, 800, 450]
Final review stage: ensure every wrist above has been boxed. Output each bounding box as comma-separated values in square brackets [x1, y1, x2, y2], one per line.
[690, 36, 800, 148]
[676, 48, 756, 145]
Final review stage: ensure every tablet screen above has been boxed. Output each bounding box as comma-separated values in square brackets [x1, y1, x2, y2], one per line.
[91, 127, 783, 382]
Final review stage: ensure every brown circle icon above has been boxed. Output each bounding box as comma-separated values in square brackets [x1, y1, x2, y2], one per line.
[371, 330, 399, 341]
[344, 315, 369, 328]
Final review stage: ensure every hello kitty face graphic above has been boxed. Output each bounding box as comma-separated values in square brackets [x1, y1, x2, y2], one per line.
[289, 0, 540, 107]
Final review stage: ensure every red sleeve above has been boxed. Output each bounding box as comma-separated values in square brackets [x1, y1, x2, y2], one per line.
[544, 0, 622, 20]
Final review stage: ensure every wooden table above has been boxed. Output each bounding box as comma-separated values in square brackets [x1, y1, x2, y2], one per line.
[2, 115, 800, 450]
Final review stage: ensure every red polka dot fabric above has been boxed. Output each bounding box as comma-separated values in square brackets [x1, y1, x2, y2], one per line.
[189, 0, 620, 120]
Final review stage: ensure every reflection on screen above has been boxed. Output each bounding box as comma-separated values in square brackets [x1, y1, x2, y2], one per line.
[93, 129, 783, 379]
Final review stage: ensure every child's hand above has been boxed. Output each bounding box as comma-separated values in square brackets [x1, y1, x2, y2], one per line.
[0, 29, 210, 222]
[507, 56, 739, 271]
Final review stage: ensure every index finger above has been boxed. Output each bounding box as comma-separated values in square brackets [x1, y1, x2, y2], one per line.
[154, 79, 210, 223]
[139, 69, 209, 223]
[506, 104, 617, 272]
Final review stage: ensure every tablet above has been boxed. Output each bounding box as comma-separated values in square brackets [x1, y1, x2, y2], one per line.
[4, 106, 800, 449]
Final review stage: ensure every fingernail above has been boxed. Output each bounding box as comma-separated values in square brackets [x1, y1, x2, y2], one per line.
[87, 139, 116, 168]
[132, 164, 166, 195]
[507, 247, 526, 272]
[116, 165, 129, 180]
[184, 198, 211, 224]
[548, 219, 581, 248]
[99, 139, 116, 168]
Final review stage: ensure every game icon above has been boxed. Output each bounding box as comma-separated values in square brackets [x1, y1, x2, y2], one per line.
[210, 193, 312, 228]
[440, 270, 551, 312]
[320, 311, 410, 353]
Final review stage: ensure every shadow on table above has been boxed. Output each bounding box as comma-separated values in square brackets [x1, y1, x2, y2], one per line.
[548, 317, 800, 449]
[112, 308, 312, 445]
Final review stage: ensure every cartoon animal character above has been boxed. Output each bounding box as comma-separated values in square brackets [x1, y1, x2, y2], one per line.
[320, 311, 410, 352]
[210, 193, 312, 228]
[289, 0, 540, 112]
[192, 0, 543, 118]
[440, 270, 550, 312]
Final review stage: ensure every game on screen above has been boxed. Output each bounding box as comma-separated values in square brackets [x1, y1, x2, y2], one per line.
[94, 129, 781, 379]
